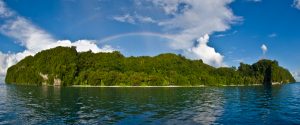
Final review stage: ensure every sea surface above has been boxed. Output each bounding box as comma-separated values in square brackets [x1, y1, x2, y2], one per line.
[0, 83, 300, 125]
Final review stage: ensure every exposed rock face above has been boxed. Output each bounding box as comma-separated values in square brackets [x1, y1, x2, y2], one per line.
[263, 66, 272, 86]
[39, 73, 48, 85]
[54, 78, 61, 86]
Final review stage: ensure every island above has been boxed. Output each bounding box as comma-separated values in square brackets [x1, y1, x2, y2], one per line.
[5, 46, 295, 86]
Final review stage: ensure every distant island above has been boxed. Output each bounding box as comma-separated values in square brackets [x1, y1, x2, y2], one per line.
[5, 46, 295, 86]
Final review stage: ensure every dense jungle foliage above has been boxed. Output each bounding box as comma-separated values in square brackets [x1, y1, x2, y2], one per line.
[5, 47, 295, 86]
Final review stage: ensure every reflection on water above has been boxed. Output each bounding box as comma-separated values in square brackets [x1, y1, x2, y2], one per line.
[0, 83, 300, 124]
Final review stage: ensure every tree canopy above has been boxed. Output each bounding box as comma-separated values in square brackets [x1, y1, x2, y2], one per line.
[5, 46, 296, 86]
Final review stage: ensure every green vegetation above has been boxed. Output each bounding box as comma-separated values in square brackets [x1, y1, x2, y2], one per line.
[5, 46, 296, 86]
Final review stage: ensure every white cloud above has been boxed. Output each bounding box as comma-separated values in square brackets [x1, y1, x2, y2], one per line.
[214, 30, 238, 38]
[247, 0, 261, 2]
[268, 33, 277, 38]
[150, 0, 238, 66]
[0, 50, 35, 76]
[151, 0, 239, 48]
[135, 14, 156, 23]
[113, 14, 136, 24]
[293, 0, 300, 9]
[54, 40, 115, 53]
[261, 44, 267, 55]
[184, 34, 224, 67]
[0, 0, 115, 77]
[0, 17, 56, 52]
[151, 0, 181, 15]
[292, 71, 300, 81]
[0, 0, 13, 18]
[113, 13, 156, 24]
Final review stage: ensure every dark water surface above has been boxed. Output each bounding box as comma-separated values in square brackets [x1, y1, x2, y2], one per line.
[0, 83, 300, 125]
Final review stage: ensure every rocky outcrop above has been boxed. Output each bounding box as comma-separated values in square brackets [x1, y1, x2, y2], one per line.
[39, 73, 48, 85]
[54, 78, 61, 86]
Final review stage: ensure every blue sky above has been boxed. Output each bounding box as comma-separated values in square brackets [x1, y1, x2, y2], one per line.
[1, 0, 300, 80]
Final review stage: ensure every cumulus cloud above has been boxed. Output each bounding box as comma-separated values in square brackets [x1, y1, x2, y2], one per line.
[184, 34, 224, 67]
[151, 0, 240, 49]
[113, 0, 238, 67]
[151, 0, 238, 66]
[0, 0, 115, 77]
[293, 0, 300, 9]
[54, 40, 115, 53]
[0, 50, 35, 76]
[261, 44, 267, 55]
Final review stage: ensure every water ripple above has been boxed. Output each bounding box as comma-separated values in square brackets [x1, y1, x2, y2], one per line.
[0, 83, 300, 124]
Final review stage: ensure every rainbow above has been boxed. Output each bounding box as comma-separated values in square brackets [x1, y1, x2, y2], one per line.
[98, 32, 177, 43]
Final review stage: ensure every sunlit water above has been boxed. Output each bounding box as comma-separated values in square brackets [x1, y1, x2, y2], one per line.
[0, 83, 300, 125]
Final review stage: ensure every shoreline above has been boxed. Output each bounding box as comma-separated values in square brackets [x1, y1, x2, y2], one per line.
[221, 84, 261, 86]
[70, 83, 290, 87]
[70, 84, 277, 87]
[70, 85, 206, 88]
[4, 82, 295, 87]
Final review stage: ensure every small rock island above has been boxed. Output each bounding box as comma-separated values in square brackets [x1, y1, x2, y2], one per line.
[5, 46, 295, 86]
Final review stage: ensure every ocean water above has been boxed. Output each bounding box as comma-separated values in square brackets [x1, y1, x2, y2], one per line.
[0, 83, 299, 125]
